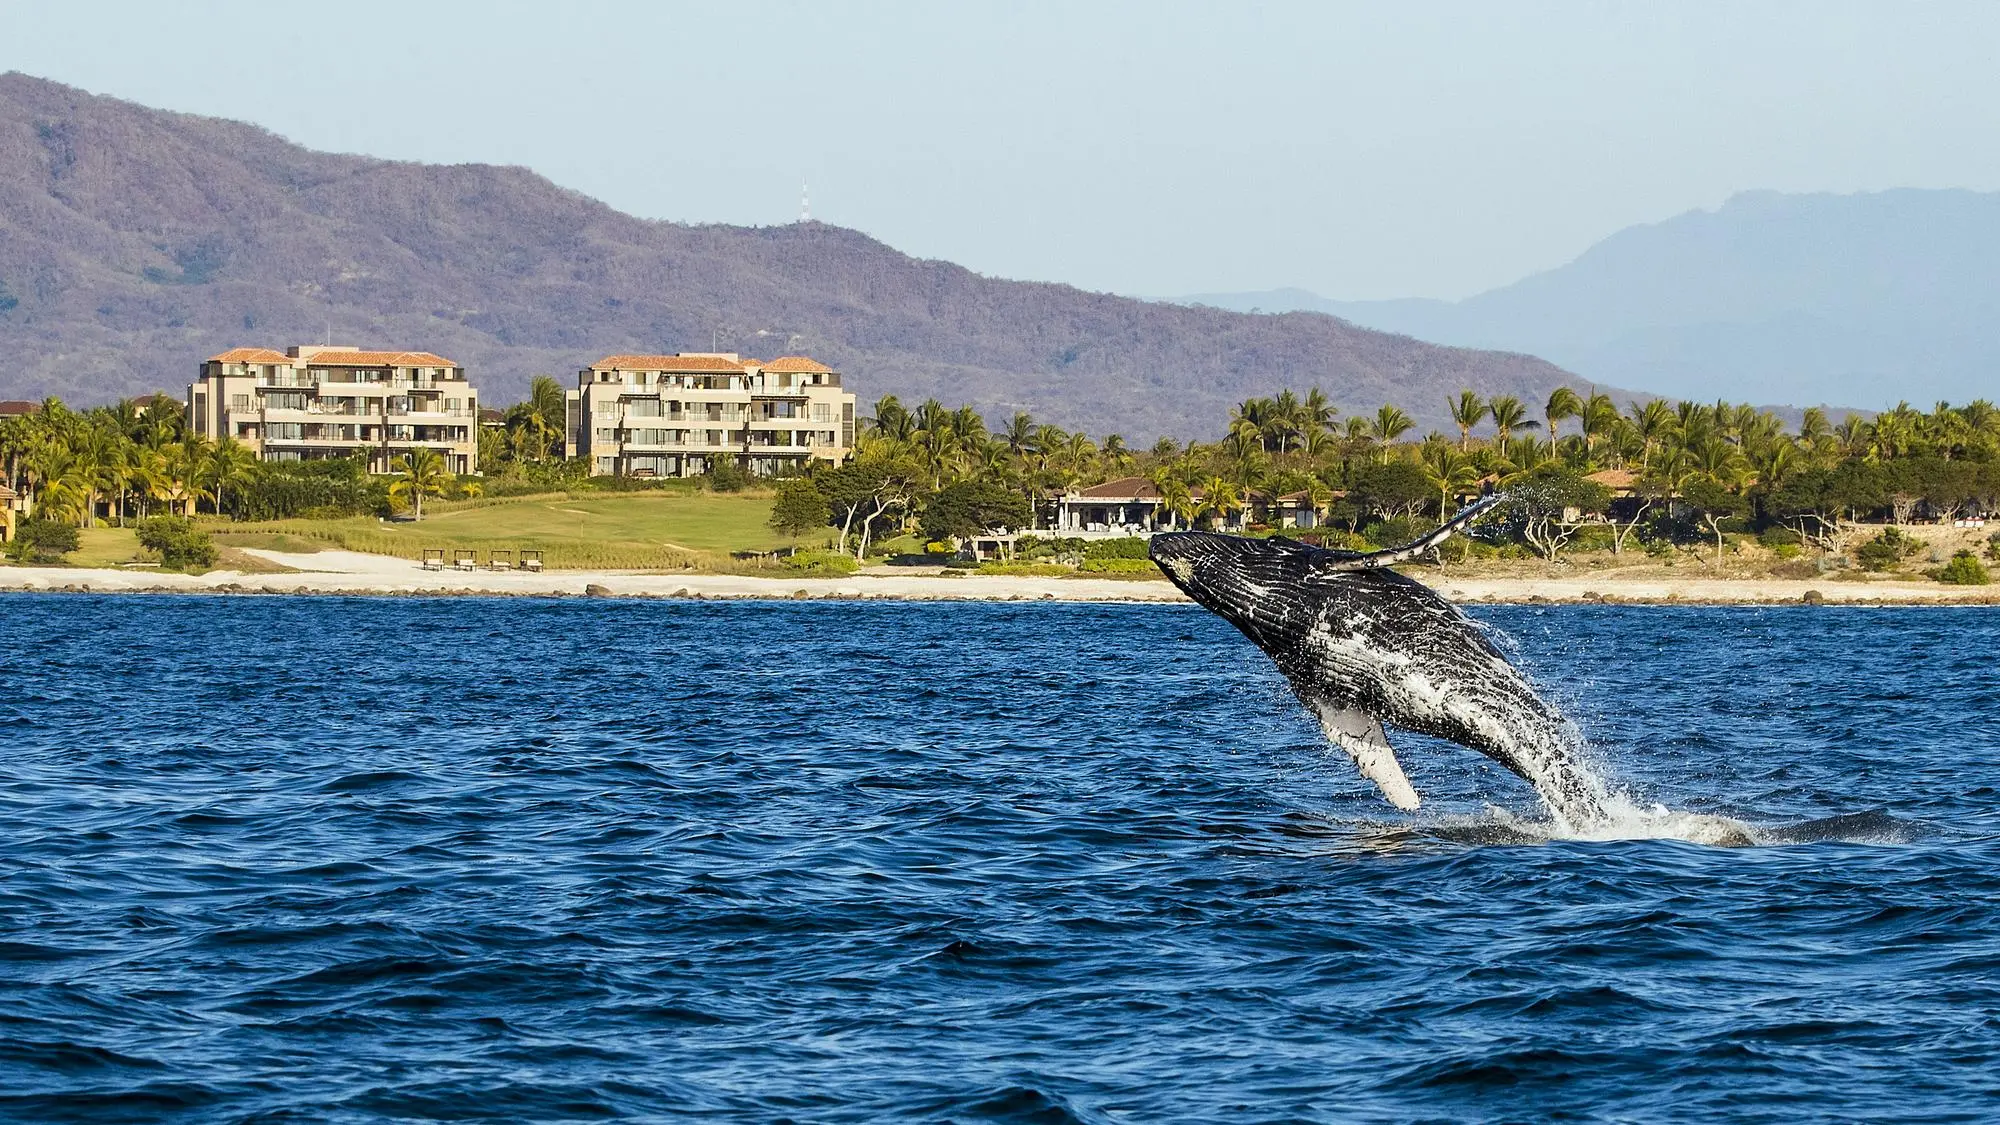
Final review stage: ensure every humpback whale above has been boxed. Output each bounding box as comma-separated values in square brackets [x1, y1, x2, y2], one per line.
[1150, 499, 1613, 830]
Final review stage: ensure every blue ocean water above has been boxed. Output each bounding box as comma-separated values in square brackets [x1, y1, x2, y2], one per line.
[1, 594, 1997, 1123]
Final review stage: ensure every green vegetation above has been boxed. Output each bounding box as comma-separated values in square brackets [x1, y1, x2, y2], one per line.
[1936, 551, 1991, 586]
[136, 516, 217, 571]
[7, 377, 2000, 582]
[6, 518, 80, 563]
[783, 550, 861, 577]
[1855, 528, 1920, 572]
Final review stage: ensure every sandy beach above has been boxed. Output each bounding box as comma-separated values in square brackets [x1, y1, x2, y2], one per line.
[2, 549, 1995, 605]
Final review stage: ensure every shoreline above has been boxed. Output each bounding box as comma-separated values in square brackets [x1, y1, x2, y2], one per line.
[2, 549, 1996, 605]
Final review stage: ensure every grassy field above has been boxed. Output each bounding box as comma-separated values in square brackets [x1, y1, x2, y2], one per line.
[70, 527, 146, 567]
[215, 490, 813, 570]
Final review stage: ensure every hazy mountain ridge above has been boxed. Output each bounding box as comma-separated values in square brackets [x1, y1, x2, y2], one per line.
[1186, 188, 2000, 410]
[0, 73, 1603, 438]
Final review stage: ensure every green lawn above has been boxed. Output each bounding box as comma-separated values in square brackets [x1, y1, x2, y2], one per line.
[70, 526, 146, 567]
[217, 490, 822, 570]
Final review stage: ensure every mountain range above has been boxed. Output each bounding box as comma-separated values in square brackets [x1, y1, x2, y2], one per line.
[1187, 188, 2000, 410]
[0, 72, 1601, 439]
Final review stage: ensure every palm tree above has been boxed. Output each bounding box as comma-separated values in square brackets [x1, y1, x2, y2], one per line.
[529, 375, 566, 447]
[1100, 434, 1133, 474]
[389, 447, 449, 520]
[1544, 387, 1584, 447]
[1199, 475, 1245, 529]
[1421, 441, 1480, 519]
[1628, 400, 1677, 473]
[868, 395, 914, 443]
[206, 437, 258, 519]
[1369, 405, 1416, 457]
[1448, 390, 1486, 452]
[1003, 412, 1038, 462]
[1302, 388, 1337, 435]
[1486, 396, 1538, 453]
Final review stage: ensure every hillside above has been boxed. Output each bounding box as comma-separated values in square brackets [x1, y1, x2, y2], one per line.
[0, 73, 1601, 439]
[1187, 189, 2000, 409]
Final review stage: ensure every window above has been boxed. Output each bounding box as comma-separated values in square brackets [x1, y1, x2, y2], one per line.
[813, 403, 831, 423]
[231, 394, 251, 411]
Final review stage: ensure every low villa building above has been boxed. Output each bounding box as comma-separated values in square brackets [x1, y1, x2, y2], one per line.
[566, 353, 855, 478]
[1045, 476, 1328, 536]
[0, 483, 17, 542]
[188, 346, 481, 474]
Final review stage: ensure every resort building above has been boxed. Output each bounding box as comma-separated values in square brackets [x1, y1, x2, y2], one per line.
[188, 347, 480, 474]
[566, 353, 855, 478]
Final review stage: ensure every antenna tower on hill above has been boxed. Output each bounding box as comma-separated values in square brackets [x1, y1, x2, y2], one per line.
[800, 183, 810, 223]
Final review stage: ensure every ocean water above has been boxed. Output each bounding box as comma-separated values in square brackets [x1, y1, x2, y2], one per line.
[1, 594, 1997, 1123]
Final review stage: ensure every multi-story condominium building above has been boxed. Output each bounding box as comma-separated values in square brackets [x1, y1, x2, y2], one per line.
[189, 346, 481, 474]
[567, 353, 856, 478]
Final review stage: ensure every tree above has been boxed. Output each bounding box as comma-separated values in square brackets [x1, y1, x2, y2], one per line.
[919, 479, 1032, 543]
[1448, 390, 1486, 452]
[819, 455, 922, 558]
[1502, 467, 1612, 562]
[1420, 441, 1479, 520]
[1487, 396, 1539, 452]
[1350, 460, 1432, 521]
[206, 437, 258, 519]
[1544, 387, 1584, 447]
[529, 375, 566, 451]
[1369, 405, 1416, 454]
[768, 478, 831, 538]
[389, 447, 449, 520]
[1679, 478, 1748, 567]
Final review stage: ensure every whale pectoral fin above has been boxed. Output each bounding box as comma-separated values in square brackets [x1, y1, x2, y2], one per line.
[1316, 707, 1422, 811]
[1313, 493, 1504, 573]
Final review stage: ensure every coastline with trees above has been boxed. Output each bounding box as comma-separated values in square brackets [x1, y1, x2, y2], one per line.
[4, 384, 1998, 596]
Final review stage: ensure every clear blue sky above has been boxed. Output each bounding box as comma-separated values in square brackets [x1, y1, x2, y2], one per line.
[5, 0, 1998, 301]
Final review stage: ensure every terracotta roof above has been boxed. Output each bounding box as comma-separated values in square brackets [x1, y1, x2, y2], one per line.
[0, 484, 14, 500]
[207, 348, 292, 364]
[1075, 476, 1165, 500]
[591, 354, 745, 373]
[303, 350, 458, 368]
[0, 400, 35, 416]
[478, 408, 506, 423]
[1586, 469, 1637, 489]
[761, 356, 835, 374]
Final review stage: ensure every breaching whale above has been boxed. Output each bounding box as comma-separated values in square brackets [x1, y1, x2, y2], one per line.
[1149, 499, 1612, 830]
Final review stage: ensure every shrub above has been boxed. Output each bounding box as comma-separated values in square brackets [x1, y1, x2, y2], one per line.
[136, 516, 217, 571]
[1988, 531, 2000, 562]
[705, 456, 750, 493]
[1935, 550, 1991, 586]
[976, 562, 1073, 577]
[1854, 527, 1919, 572]
[1364, 515, 1430, 549]
[1758, 525, 1803, 548]
[7, 518, 80, 563]
[1084, 537, 1151, 560]
[783, 549, 860, 577]
[1078, 557, 1159, 574]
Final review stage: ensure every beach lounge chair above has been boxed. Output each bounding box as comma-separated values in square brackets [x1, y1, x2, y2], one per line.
[453, 549, 477, 572]
[421, 548, 446, 572]
[489, 550, 514, 572]
[519, 550, 544, 573]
